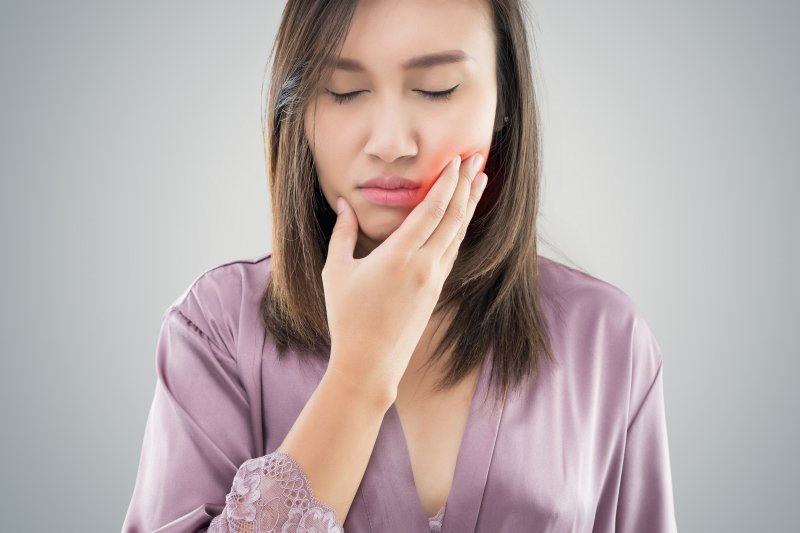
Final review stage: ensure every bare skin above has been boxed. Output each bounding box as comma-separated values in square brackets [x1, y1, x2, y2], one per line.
[396, 310, 482, 516]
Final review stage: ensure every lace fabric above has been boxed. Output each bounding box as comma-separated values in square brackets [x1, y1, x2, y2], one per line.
[208, 451, 344, 533]
[428, 504, 446, 532]
[208, 450, 446, 533]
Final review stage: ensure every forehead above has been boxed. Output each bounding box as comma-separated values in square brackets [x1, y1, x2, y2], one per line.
[335, 0, 495, 74]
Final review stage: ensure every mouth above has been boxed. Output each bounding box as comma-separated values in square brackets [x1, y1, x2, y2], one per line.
[358, 175, 422, 189]
[359, 186, 421, 206]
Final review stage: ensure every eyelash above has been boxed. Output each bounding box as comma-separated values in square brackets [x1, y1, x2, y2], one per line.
[325, 84, 460, 104]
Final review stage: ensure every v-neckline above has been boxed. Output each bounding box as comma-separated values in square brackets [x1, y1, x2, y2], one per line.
[358, 346, 505, 532]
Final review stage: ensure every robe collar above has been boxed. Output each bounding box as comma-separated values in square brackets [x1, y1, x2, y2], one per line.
[358, 346, 504, 532]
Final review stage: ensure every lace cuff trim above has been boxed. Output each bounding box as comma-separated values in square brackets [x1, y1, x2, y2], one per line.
[208, 450, 344, 533]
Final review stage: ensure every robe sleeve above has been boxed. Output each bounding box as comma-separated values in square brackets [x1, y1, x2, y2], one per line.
[614, 320, 679, 532]
[122, 306, 345, 533]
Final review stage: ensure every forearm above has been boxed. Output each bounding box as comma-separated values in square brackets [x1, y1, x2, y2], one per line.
[276, 366, 394, 525]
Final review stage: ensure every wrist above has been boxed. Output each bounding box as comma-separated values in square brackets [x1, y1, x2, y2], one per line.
[322, 364, 396, 414]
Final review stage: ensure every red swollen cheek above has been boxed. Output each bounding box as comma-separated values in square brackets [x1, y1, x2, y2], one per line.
[418, 149, 488, 201]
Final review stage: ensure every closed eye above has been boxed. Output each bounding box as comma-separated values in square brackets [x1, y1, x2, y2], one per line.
[325, 84, 460, 104]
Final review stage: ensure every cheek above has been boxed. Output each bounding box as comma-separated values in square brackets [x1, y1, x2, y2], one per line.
[420, 104, 495, 187]
[306, 111, 352, 200]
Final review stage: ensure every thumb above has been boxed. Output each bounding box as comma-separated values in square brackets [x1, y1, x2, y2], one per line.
[328, 196, 357, 263]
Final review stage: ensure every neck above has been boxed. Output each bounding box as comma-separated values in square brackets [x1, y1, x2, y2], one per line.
[398, 307, 457, 398]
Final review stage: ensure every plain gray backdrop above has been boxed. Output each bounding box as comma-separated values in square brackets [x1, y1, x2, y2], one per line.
[1, 1, 797, 531]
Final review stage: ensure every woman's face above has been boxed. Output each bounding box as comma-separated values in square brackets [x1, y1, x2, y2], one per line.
[304, 0, 498, 259]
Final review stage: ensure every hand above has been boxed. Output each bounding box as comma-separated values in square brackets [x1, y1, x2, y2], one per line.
[321, 153, 489, 406]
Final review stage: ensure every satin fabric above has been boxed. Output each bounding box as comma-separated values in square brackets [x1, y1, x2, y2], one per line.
[122, 253, 678, 532]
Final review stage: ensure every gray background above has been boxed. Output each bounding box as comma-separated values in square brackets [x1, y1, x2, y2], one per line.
[1, 1, 797, 531]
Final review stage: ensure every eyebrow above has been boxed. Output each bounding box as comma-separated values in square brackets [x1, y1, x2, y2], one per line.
[327, 49, 474, 72]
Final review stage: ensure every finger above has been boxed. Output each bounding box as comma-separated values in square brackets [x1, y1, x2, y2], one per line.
[440, 171, 488, 271]
[421, 152, 483, 257]
[382, 154, 463, 255]
[327, 196, 358, 266]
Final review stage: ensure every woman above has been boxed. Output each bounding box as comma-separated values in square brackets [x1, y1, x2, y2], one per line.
[123, 0, 678, 532]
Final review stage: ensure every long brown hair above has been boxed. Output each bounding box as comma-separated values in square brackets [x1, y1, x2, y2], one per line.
[260, 0, 561, 410]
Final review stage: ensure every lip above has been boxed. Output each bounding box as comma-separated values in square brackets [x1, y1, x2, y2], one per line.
[359, 186, 421, 206]
[358, 175, 422, 190]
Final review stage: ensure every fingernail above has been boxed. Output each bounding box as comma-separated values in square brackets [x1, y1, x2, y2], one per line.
[471, 154, 484, 174]
[453, 155, 461, 169]
[336, 197, 344, 214]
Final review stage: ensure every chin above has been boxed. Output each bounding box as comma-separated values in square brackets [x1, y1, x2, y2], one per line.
[360, 225, 397, 244]
[357, 213, 408, 243]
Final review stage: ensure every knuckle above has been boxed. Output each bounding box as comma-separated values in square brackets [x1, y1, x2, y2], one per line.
[429, 199, 448, 220]
[461, 167, 476, 184]
[413, 260, 437, 287]
[452, 206, 467, 224]
[456, 225, 467, 242]
[321, 264, 334, 281]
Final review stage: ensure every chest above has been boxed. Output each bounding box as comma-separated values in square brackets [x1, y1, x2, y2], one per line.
[394, 370, 479, 518]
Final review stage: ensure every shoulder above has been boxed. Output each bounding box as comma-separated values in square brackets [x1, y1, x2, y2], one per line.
[537, 255, 645, 324]
[536, 255, 662, 374]
[164, 252, 274, 356]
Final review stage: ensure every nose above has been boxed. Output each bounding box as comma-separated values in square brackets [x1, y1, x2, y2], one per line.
[362, 100, 418, 163]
